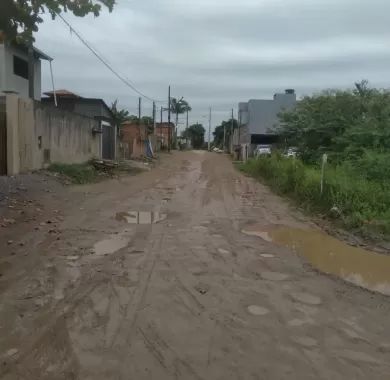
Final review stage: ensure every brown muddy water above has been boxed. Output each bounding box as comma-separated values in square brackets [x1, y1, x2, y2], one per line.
[242, 224, 390, 296]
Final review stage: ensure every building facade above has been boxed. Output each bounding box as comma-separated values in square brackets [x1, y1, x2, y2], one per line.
[234, 89, 297, 158]
[42, 91, 116, 160]
[0, 36, 51, 101]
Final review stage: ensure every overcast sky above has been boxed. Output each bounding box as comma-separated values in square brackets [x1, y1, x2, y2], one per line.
[35, 0, 390, 133]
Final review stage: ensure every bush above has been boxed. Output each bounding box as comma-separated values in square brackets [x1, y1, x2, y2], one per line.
[239, 155, 390, 238]
[48, 162, 99, 184]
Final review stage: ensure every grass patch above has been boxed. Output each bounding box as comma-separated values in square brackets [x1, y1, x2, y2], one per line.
[48, 162, 100, 184]
[239, 155, 390, 239]
[48, 161, 147, 184]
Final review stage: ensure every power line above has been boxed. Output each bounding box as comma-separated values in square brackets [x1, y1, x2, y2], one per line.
[56, 13, 164, 103]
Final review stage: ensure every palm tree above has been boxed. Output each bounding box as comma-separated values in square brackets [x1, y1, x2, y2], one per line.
[110, 100, 130, 128]
[170, 97, 192, 145]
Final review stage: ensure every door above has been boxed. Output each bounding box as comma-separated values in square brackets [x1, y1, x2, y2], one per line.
[0, 106, 7, 175]
[102, 122, 115, 160]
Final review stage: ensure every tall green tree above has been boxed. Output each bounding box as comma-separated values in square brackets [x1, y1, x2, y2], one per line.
[170, 97, 191, 129]
[278, 80, 390, 168]
[182, 123, 205, 149]
[0, 0, 115, 42]
[110, 100, 130, 128]
[213, 118, 238, 148]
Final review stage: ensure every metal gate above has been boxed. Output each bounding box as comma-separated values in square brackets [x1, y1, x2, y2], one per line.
[0, 106, 6, 175]
[102, 123, 115, 160]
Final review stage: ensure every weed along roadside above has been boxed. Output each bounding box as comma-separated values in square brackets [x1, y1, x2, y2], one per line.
[238, 155, 390, 240]
[47, 160, 147, 184]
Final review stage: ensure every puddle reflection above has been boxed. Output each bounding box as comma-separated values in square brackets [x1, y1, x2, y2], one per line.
[116, 211, 167, 224]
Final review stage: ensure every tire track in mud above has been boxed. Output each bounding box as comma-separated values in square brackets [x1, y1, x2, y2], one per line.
[0, 279, 101, 377]
[138, 324, 205, 380]
[0, 229, 148, 377]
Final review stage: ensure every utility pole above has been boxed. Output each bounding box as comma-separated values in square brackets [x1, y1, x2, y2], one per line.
[223, 121, 226, 152]
[160, 105, 163, 150]
[168, 86, 171, 152]
[230, 108, 234, 153]
[138, 97, 142, 121]
[238, 109, 241, 144]
[208, 107, 212, 151]
[28, 44, 34, 99]
[186, 108, 189, 130]
[153, 101, 156, 130]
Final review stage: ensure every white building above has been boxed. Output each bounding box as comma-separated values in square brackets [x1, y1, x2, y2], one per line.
[0, 37, 52, 101]
[233, 89, 297, 158]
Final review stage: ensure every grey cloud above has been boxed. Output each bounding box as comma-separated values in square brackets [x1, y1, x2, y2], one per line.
[36, 0, 390, 128]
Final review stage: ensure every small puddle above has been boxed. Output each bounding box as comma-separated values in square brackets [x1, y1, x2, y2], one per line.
[116, 211, 167, 224]
[93, 234, 129, 255]
[242, 224, 390, 296]
[247, 305, 270, 316]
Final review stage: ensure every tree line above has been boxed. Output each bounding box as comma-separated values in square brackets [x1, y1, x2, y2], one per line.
[278, 80, 390, 182]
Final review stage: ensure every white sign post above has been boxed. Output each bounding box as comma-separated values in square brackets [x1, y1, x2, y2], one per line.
[320, 153, 328, 195]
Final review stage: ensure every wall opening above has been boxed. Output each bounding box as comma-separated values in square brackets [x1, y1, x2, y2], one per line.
[13, 55, 29, 80]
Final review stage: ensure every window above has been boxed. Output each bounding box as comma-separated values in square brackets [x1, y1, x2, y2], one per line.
[13, 55, 29, 80]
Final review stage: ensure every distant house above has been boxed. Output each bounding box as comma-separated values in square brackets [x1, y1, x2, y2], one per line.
[0, 34, 52, 101]
[42, 90, 116, 160]
[120, 122, 150, 159]
[234, 89, 297, 158]
[155, 122, 174, 150]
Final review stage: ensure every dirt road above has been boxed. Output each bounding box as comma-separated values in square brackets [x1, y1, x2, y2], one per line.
[1, 151, 389, 379]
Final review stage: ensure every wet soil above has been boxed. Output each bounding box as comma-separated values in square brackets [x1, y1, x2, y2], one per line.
[0, 151, 390, 379]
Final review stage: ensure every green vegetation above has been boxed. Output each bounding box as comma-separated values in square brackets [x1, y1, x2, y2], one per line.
[241, 81, 390, 239]
[48, 162, 100, 184]
[182, 123, 205, 149]
[111, 100, 131, 128]
[110, 101, 154, 130]
[213, 118, 238, 148]
[170, 97, 192, 128]
[2, 0, 114, 42]
[278, 80, 390, 172]
[239, 155, 390, 238]
[48, 161, 145, 184]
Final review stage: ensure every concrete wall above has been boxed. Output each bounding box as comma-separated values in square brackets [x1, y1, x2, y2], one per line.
[232, 125, 250, 146]
[155, 124, 173, 149]
[5, 95, 101, 174]
[121, 122, 148, 158]
[0, 43, 42, 101]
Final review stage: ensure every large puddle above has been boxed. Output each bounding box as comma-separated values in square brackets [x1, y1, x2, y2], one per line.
[242, 224, 390, 296]
[116, 211, 167, 224]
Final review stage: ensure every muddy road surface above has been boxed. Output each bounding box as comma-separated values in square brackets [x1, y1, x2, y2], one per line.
[1, 151, 390, 379]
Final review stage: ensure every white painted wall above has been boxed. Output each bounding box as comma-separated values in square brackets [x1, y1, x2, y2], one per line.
[0, 43, 42, 101]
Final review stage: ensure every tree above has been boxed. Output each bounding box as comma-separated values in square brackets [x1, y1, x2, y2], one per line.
[141, 116, 153, 126]
[213, 119, 238, 148]
[0, 0, 115, 42]
[182, 123, 205, 149]
[277, 81, 390, 169]
[110, 100, 130, 128]
[170, 97, 191, 131]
